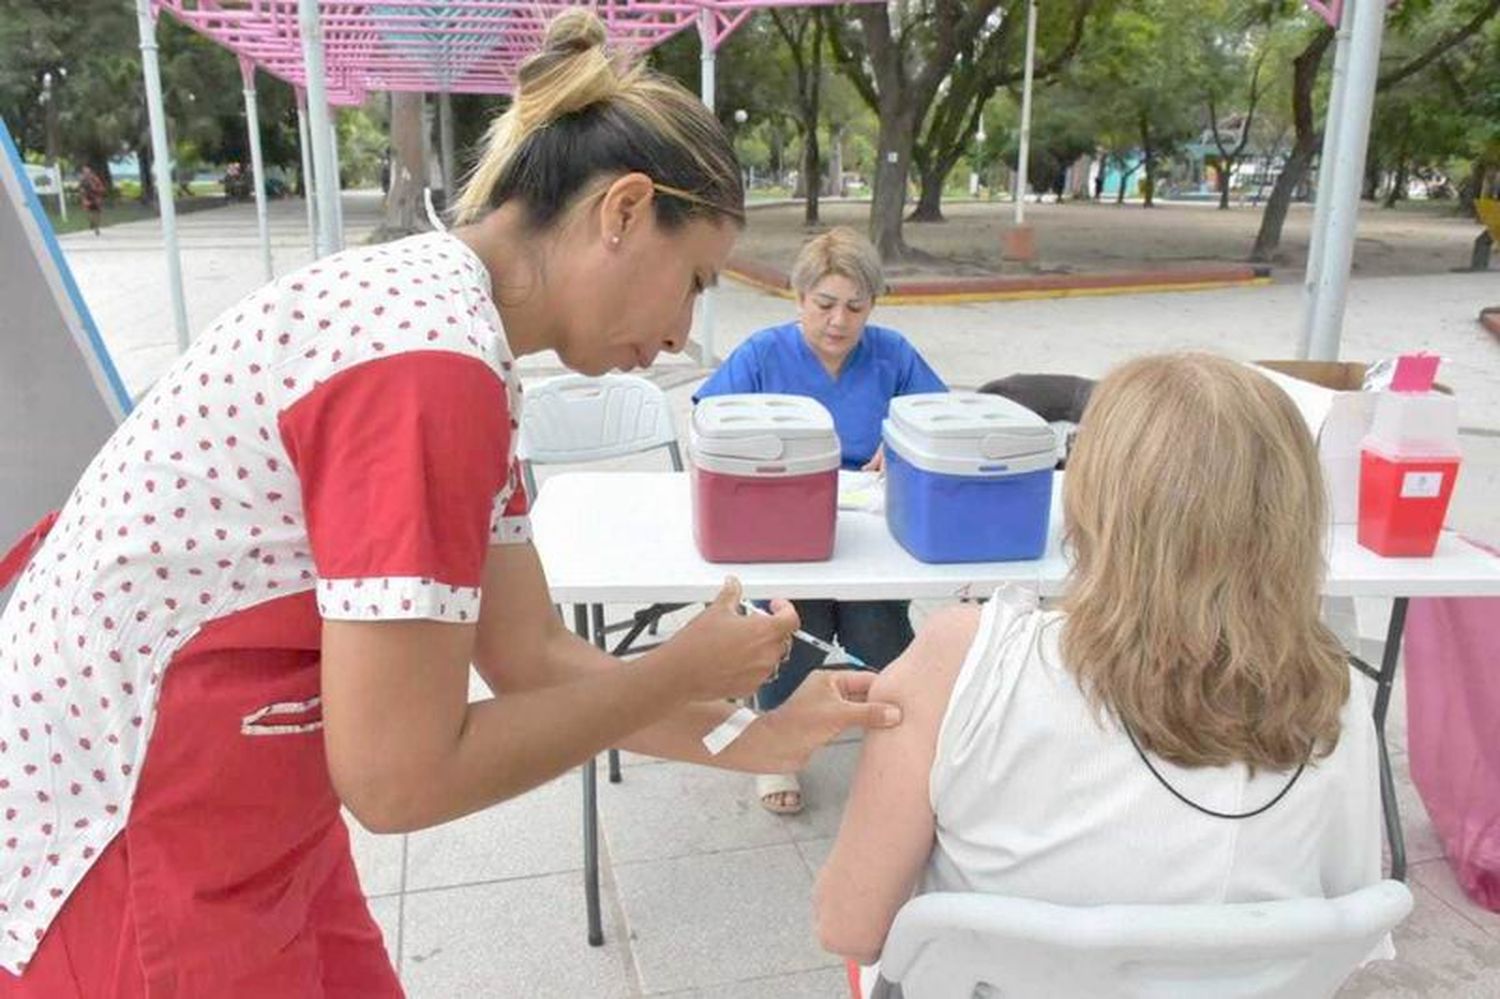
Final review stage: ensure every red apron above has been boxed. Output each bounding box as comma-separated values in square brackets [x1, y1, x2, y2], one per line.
[2, 519, 401, 997]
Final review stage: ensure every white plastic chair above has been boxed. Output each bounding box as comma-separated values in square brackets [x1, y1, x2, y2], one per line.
[518, 372, 686, 676]
[868, 882, 1413, 999]
[517, 373, 685, 948]
[519, 372, 682, 496]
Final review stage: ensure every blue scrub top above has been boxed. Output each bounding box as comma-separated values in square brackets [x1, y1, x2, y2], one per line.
[693, 322, 948, 468]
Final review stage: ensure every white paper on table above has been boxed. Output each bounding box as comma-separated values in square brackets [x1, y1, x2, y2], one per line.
[838, 470, 885, 514]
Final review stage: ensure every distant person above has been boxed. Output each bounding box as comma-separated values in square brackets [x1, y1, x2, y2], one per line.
[814, 354, 1384, 987]
[78, 165, 105, 235]
[694, 227, 947, 815]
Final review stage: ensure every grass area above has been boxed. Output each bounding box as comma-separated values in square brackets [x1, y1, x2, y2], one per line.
[42, 201, 159, 235]
[39, 183, 228, 235]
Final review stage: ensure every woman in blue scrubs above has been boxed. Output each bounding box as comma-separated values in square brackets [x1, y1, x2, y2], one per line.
[695, 227, 946, 814]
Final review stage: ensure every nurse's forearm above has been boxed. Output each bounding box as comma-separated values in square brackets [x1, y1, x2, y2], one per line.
[534, 625, 788, 771]
[434, 659, 697, 825]
[355, 633, 781, 832]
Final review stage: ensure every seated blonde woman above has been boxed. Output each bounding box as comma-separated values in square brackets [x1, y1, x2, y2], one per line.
[814, 353, 1383, 979]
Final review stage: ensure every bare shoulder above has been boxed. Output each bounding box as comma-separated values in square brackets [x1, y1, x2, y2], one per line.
[871, 603, 985, 716]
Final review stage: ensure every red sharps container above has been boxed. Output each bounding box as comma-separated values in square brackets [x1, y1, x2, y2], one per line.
[1358, 376, 1461, 558]
[690, 394, 840, 562]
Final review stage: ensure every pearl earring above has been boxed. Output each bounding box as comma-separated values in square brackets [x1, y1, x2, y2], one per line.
[610, 235, 621, 246]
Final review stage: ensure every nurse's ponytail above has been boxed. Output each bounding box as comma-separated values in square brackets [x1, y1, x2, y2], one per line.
[453, 9, 743, 231]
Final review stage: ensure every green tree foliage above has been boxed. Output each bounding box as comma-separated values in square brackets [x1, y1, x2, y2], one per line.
[1069, 0, 1202, 207]
[1365, 4, 1500, 209]
[1250, 0, 1500, 261]
[905, 0, 1097, 222]
[822, 0, 1099, 257]
[1, 1, 308, 202]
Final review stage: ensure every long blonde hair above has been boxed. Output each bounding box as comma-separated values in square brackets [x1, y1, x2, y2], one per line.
[1060, 353, 1348, 771]
[452, 9, 743, 230]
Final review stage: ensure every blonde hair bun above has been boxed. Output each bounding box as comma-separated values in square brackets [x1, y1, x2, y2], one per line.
[452, 8, 742, 228]
[543, 7, 608, 55]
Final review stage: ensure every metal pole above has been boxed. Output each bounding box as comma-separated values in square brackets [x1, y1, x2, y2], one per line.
[296, 88, 318, 258]
[240, 58, 274, 282]
[133, 0, 189, 352]
[697, 9, 719, 364]
[439, 91, 456, 199]
[1014, 0, 1038, 225]
[328, 111, 345, 252]
[297, 0, 339, 257]
[1304, 0, 1386, 362]
[1299, 0, 1353, 357]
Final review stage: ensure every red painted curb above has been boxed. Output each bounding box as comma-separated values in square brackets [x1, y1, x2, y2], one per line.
[724, 257, 1271, 298]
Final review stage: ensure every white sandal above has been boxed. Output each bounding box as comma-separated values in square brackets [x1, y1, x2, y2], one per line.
[756, 772, 804, 815]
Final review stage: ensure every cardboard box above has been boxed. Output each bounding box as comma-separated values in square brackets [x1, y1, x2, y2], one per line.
[1253, 360, 1452, 525]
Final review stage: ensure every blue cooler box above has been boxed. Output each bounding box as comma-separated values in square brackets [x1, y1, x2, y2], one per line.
[883, 393, 1057, 563]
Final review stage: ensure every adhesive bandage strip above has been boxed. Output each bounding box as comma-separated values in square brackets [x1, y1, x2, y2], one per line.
[702, 706, 759, 756]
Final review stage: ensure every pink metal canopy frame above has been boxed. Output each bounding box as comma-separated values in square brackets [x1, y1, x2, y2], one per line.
[153, 0, 855, 105]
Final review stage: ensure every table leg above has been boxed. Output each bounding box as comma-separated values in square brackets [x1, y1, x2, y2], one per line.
[575, 603, 606, 946]
[1372, 597, 1409, 882]
[586, 604, 626, 784]
[1351, 598, 1410, 881]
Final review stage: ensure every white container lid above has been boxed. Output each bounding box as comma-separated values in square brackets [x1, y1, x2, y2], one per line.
[884, 392, 1057, 476]
[1364, 390, 1461, 460]
[691, 394, 842, 477]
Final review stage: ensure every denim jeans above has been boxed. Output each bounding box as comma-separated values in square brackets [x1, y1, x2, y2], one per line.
[755, 599, 915, 712]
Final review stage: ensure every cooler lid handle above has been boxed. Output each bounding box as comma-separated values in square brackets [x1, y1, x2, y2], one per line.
[694, 434, 786, 461]
[980, 430, 1057, 460]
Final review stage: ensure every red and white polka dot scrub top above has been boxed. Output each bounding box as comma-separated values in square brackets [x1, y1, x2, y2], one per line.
[0, 231, 530, 974]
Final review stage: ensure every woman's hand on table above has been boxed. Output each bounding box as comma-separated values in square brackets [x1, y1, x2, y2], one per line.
[861, 446, 886, 473]
[748, 671, 903, 773]
[652, 577, 798, 701]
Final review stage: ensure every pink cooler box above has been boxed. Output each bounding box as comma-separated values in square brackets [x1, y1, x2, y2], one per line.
[689, 395, 840, 563]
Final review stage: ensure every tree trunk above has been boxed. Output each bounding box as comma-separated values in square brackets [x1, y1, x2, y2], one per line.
[382, 92, 427, 237]
[1116, 160, 1139, 205]
[1363, 156, 1382, 201]
[1250, 143, 1316, 262]
[829, 127, 845, 197]
[1249, 27, 1334, 262]
[869, 106, 917, 260]
[802, 122, 821, 225]
[137, 139, 155, 207]
[1141, 119, 1156, 209]
[910, 159, 946, 221]
[1458, 160, 1485, 215]
[1093, 162, 1106, 200]
[1218, 160, 1233, 209]
[1384, 160, 1408, 209]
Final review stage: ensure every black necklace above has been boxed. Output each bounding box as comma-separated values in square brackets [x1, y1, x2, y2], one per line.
[1121, 721, 1307, 820]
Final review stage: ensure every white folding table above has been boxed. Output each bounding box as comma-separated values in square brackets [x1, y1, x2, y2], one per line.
[531, 470, 1500, 944]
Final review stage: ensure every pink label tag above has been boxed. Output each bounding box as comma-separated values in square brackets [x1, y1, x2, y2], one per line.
[1391, 354, 1439, 392]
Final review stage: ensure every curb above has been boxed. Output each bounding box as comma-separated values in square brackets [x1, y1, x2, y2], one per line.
[724, 258, 1274, 304]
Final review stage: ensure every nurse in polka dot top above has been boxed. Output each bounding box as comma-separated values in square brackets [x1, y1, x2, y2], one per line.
[0, 11, 899, 994]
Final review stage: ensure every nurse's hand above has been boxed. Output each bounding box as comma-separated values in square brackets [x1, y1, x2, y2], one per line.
[655, 577, 798, 701]
[861, 446, 886, 473]
[748, 671, 902, 773]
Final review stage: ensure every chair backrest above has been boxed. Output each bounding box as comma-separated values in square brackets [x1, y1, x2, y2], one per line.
[517, 374, 682, 496]
[872, 882, 1413, 999]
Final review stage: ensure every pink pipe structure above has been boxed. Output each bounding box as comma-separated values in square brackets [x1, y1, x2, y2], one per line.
[154, 0, 866, 104]
[1304, 0, 1343, 28]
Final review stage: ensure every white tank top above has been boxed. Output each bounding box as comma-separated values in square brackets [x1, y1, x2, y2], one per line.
[924, 586, 1384, 906]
